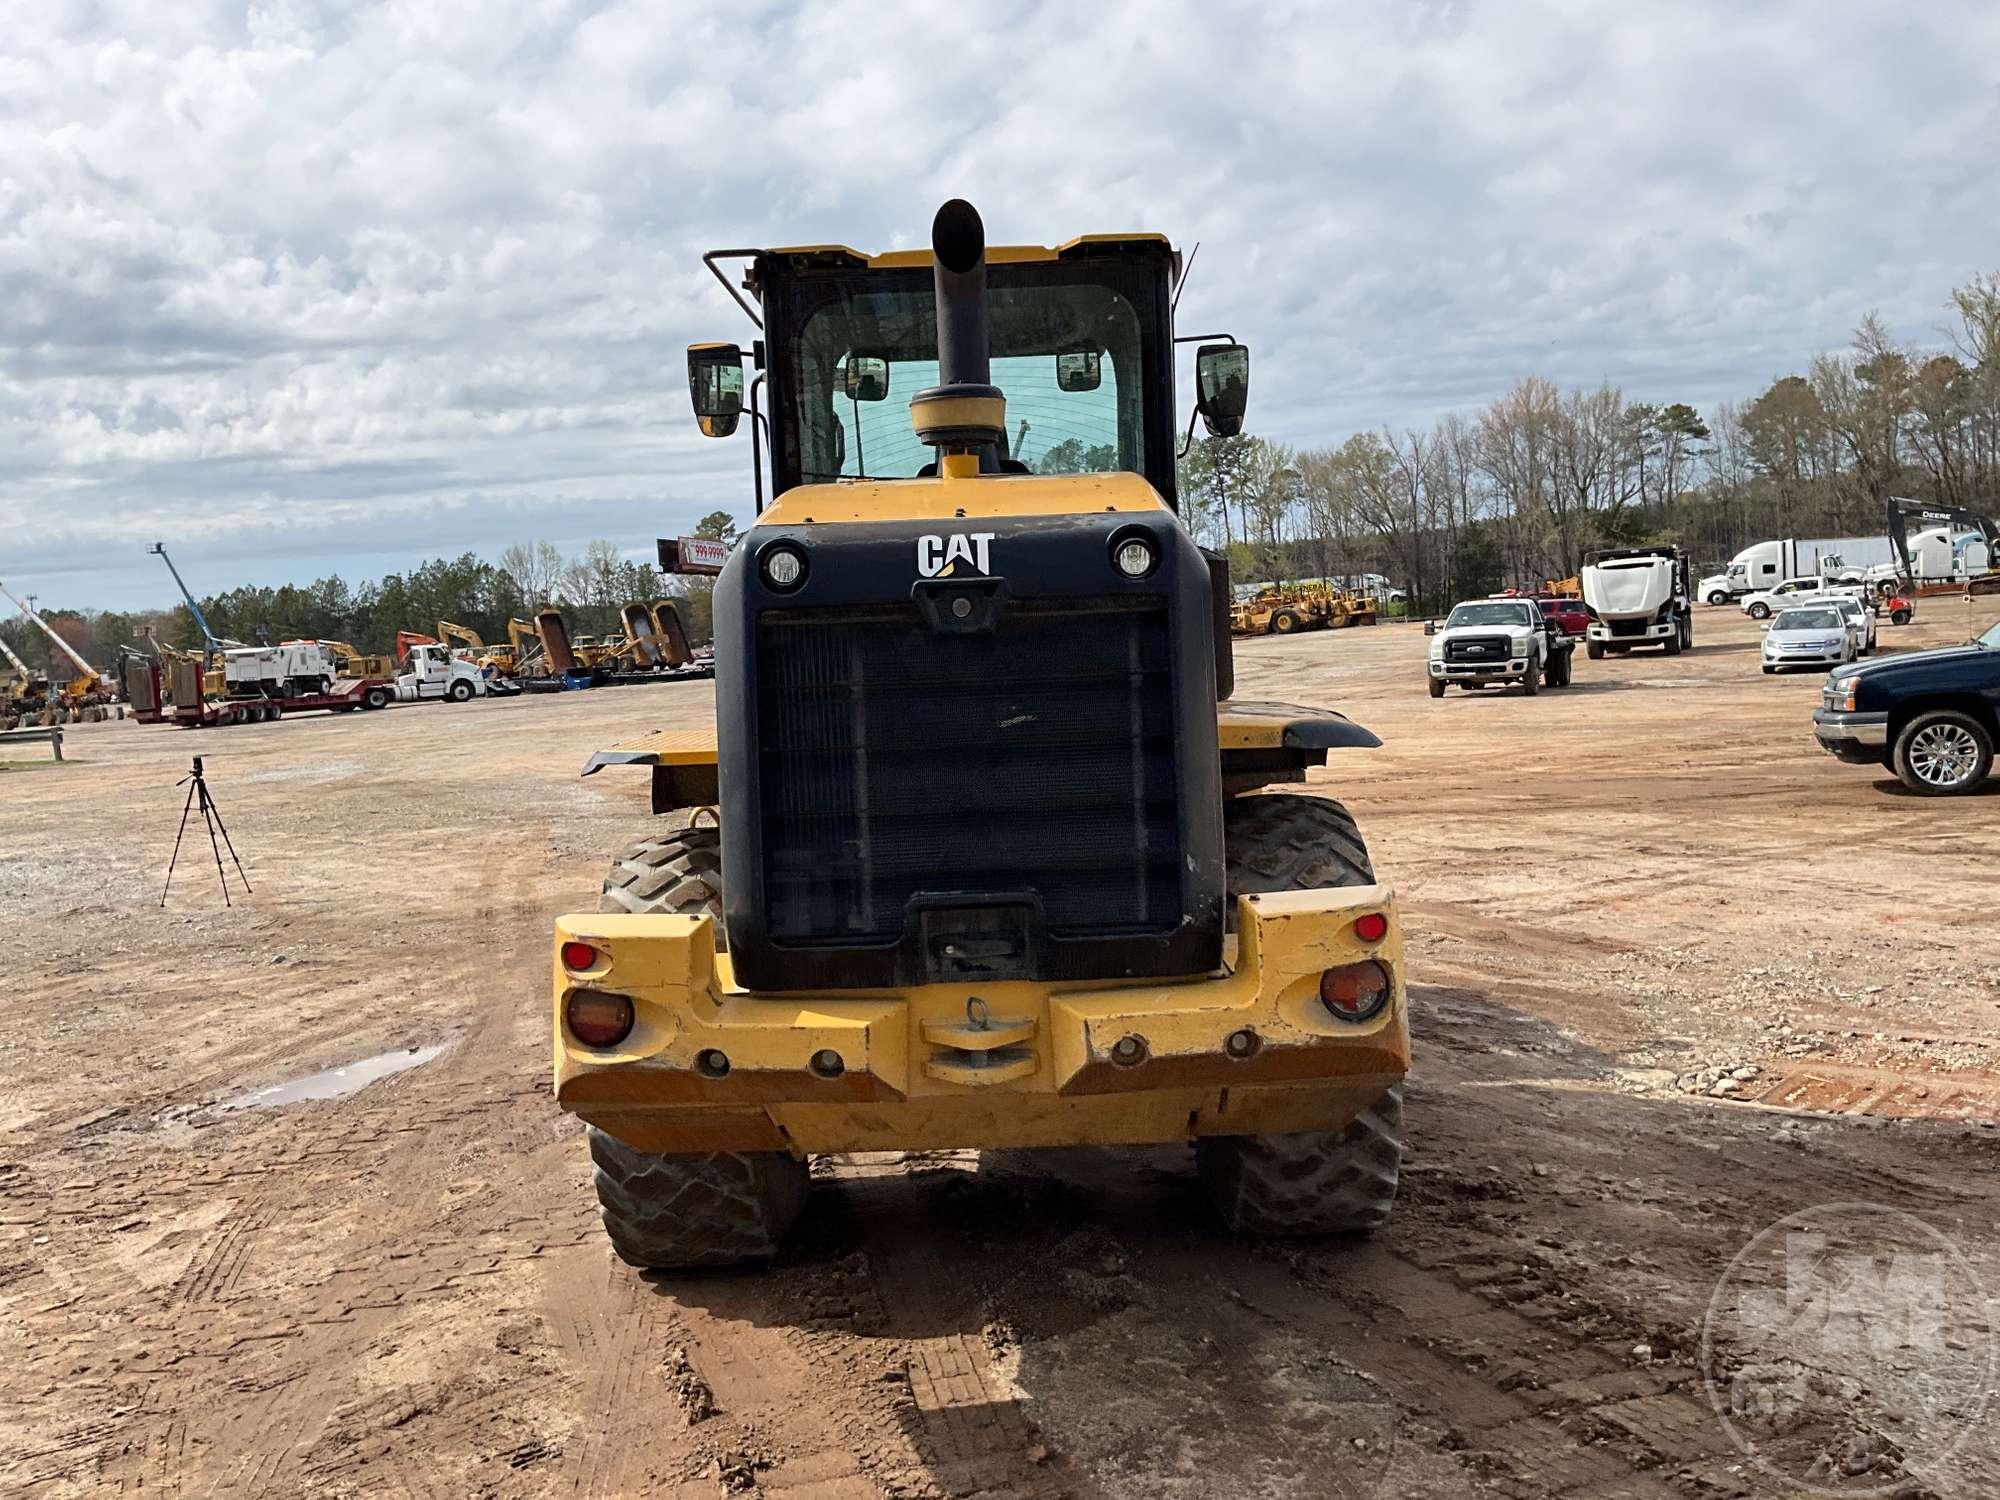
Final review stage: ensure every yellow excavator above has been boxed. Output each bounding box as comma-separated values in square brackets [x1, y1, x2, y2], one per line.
[552, 199, 1407, 1269]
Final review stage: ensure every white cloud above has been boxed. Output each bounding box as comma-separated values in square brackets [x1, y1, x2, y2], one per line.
[4, 0, 1998, 606]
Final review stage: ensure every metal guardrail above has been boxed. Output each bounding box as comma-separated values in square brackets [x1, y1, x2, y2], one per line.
[0, 725, 64, 761]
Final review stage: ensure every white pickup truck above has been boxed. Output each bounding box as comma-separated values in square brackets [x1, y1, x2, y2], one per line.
[1426, 598, 1575, 697]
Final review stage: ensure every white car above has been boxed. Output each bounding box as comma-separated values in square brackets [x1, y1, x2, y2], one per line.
[1823, 595, 1878, 655]
[1761, 605, 1856, 673]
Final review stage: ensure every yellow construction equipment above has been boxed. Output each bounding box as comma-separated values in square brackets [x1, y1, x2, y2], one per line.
[0, 581, 114, 718]
[553, 199, 1408, 1269]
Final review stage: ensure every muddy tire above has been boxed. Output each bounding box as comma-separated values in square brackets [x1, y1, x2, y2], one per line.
[588, 817, 803, 1268]
[587, 1128, 808, 1269]
[599, 823, 725, 946]
[1271, 609, 1301, 635]
[1198, 1087, 1405, 1236]
[1201, 793, 1404, 1235]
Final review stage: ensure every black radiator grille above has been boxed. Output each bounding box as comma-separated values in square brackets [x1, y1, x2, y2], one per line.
[1444, 633, 1513, 663]
[1606, 617, 1649, 638]
[756, 596, 1180, 945]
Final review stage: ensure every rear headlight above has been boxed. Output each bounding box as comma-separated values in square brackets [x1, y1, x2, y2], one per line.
[565, 988, 634, 1048]
[1319, 961, 1392, 1023]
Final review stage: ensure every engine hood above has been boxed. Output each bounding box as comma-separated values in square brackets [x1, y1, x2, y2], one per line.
[1433, 623, 1535, 642]
[1828, 645, 1988, 683]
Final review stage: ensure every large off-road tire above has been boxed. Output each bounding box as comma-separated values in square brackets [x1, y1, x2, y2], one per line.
[599, 822, 724, 942]
[588, 1127, 808, 1269]
[587, 818, 805, 1268]
[1199, 793, 1405, 1235]
[1199, 1087, 1405, 1236]
[1271, 609, 1301, 635]
[1891, 608, 1912, 626]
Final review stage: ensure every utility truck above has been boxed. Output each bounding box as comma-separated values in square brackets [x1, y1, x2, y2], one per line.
[553, 199, 1410, 1268]
[1425, 597, 1574, 695]
[1582, 545, 1693, 657]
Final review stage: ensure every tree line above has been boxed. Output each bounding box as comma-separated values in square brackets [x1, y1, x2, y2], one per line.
[0, 512, 739, 682]
[13, 266, 2000, 676]
[1176, 269, 2000, 614]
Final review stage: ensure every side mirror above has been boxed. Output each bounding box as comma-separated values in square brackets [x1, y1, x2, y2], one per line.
[1195, 343, 1249, 438]
[1423, 619, 1438, 637]
[844, 354, 890, 402]
[687, 343, 745, 438]
[1056, 350, 1102, 393]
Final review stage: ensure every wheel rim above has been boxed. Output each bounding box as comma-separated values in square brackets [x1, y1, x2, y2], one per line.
[1909, 724, 1981, 788]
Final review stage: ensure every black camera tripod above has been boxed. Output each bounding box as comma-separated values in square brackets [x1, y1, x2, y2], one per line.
[161, 755, 251, 907]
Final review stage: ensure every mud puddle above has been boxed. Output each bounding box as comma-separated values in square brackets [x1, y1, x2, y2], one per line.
[218, 1043, 449, 1110]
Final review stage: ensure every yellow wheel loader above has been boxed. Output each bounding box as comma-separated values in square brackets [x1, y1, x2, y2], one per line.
[555, 201, 1409, 1268]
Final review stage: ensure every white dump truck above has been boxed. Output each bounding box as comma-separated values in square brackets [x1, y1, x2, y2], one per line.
[1582, 546, 1693, 658]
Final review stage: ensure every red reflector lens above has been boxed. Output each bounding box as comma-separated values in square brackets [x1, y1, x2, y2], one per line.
[565, 989, 634, 1048]
[1352, 912, 1388, 944]
[1319, 961, 1392, 1023]
[560, 940, 598, 971]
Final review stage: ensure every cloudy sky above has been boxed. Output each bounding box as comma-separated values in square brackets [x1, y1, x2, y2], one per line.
[6, 0, 1999, 610]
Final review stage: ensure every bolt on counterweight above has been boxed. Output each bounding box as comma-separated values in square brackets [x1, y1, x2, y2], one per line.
[161, 755, 251, 907]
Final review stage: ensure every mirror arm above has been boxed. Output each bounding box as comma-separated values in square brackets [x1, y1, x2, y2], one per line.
[1177, 400, 1200, 460]
[703, 250, 765, 330]
[1173, 332, 1238, 346]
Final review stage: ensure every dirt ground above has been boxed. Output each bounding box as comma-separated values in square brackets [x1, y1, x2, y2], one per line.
[3, 603, 1996, 1498]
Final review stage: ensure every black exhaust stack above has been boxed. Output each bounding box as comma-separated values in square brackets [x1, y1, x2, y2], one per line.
[910, 199, 1006, 466]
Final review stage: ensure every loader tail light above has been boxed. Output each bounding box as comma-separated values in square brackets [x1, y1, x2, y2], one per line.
[1352, 911, 1388, 944]
[560, 940, 599, 972]
[1319, 961, 1392, 1023]
[565, 989, 634, 1048]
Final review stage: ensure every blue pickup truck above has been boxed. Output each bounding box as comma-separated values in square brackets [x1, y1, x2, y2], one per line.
[1813, 617, 2000, 795]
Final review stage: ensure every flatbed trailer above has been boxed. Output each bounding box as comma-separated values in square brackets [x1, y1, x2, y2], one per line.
[170, 675, 394, 727]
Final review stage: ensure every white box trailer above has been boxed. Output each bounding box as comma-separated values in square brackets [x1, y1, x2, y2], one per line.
[1697, 537, 1896, 602]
